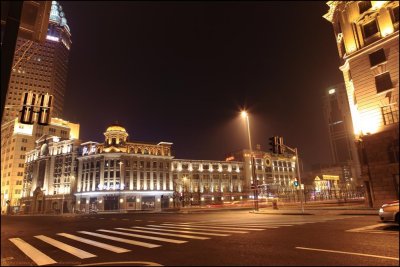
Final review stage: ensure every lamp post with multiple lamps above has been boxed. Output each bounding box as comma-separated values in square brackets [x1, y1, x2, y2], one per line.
[241, 110, 259, 211]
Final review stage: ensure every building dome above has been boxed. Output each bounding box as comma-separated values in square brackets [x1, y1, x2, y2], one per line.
[106, 124, 127, 133]
[104, 122, 129, 147]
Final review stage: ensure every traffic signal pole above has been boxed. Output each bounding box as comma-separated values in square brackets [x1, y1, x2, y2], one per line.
[278, 142, 305, 214]
[294, 148, 304, 214]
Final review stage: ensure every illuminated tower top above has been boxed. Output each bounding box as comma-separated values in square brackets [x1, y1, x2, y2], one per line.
[49, 1, 70, 32]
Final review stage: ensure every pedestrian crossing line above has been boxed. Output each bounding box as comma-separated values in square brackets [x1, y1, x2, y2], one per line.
[178, 223, 280, 228]
[157, 224, 249, 233]
[97, 229, 187, 244]
[117, 227, 210, 240]
[161, 223, 265, 231]
[78, 231, 160, 248]
[9, 238, 57, 266]
[179, 222, 274, 227]
[34, 235, 97, 259]
[143, 225, 230, 236]
[57, 233, 131, 253]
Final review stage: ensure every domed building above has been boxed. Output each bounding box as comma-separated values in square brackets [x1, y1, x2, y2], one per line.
[76, 123, 174, 212]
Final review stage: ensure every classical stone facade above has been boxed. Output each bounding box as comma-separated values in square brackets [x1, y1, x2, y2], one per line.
[21, 135, 81, 214]
[324, 1, 399, 207]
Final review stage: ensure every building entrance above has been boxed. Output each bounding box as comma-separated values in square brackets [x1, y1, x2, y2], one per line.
[104, 195, 119, 210]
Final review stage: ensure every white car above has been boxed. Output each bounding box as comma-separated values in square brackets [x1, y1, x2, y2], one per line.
[379, 200, 399, 224]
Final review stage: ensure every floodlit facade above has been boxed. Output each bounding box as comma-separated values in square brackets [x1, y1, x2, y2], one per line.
[324, 1, 399, 207]
[1, 117, 79, 214]
[1, 1, 71, 124]
[226, 147, 299, 201]
[21, 135, 81, 214]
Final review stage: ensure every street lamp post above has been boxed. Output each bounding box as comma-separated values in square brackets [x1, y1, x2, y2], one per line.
[119, 161, 123, 212]
[241, 111, 259, 212]
[61, 186, 65, 215]
[294, 148, 304, 213]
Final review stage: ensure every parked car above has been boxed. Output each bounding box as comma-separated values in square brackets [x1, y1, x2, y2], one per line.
[378, 200, 399, 224]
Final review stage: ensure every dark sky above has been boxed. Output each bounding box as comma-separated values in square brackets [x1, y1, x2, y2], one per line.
[61, 1, 343, 169]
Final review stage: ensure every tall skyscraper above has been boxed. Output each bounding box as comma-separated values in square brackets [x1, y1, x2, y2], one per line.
[324, 1, 399, 207]
[322, 83, 361, 186]
[1, 1, 71, 124]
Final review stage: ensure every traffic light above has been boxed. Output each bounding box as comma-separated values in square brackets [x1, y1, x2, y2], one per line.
[19, 91, 37, 124]
[293, 178, 299, 187]
[37, 93, 53, 125]
[269, 136, 278, 154]
[278, 137, 284, 154]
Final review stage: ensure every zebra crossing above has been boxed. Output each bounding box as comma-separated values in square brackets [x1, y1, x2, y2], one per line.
[6, 216, 357, 266]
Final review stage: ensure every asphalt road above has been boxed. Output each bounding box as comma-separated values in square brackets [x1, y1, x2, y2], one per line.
[1, 211, 399, 266]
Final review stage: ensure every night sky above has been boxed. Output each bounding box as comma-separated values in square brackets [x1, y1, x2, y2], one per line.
[60, 1, 343, 169]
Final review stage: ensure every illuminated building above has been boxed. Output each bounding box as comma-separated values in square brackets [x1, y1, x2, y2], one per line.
[19, 123, 247, 213]
[1, 1, 71, 124]
[21, 135, 81, 214]
[1, 117, 79, 214]
[226, 146, 298, 200]
[171, 159, 245, 205]
[322, 83, 361, 187]
[324, 1, 399, 207]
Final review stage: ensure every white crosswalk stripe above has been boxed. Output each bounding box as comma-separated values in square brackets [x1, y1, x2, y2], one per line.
[9, 238, 57, 266]
[57, 233, 131, 253]
[161, 223, 252, 234]
[117, 227, 210, 240]
[97, 229, 187, 244]
[34, 235, 97, 259]
[143, 225, 230, 236]
[7, 217, 357, 266]
[78, 231, 160, 248]
[160, 223, 265, 232]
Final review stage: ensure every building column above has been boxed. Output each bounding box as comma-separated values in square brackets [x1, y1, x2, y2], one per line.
[77, 160, 83, 192]
[100, 158, 104, 190]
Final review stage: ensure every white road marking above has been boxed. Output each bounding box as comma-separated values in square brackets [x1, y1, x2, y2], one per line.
[135, 220, 142, 222]
[9, 238, 57, 266]
[57, 233, 131, 253]
[346, 224, 388, 232]
[143, 225, 229, 236]
[78, 231, 160, 248]
[34, 235, 96, 259]
[97, 229, 187, 244]
[161, 223, 263, 232]
[77, 261, 163, 266]
[162, 224, 250, 234]
[296, 247, 399, 261]
[118, 227, 210, 240]
[99, 218, 105, 220]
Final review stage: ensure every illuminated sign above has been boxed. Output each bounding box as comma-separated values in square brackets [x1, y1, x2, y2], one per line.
[322, 175, 339, 181]
[226, 156, 235, 161]
[46, 35, 59, 42]
[98, 184, 125, 191]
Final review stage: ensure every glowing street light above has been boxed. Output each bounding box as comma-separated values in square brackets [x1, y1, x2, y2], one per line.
[240, 110, 259, 211]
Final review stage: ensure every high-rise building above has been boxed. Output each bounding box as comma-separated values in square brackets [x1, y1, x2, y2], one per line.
[322, 83, 361, 186]
[324, 1, 399, 207]
[1, 117, 79, 214]
[1, 1, 71, 124]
